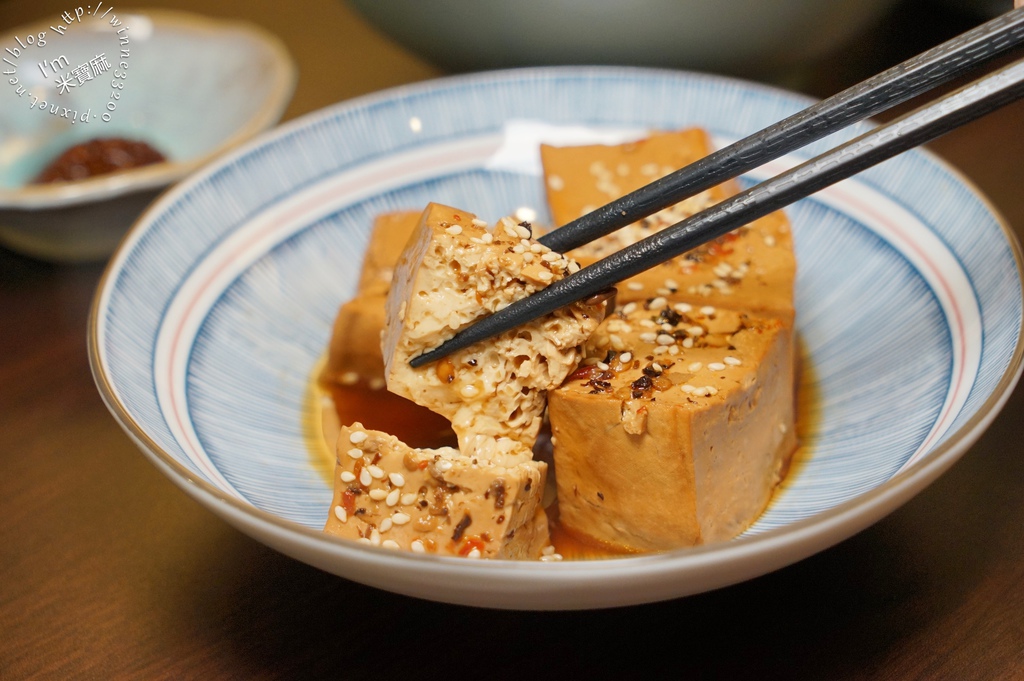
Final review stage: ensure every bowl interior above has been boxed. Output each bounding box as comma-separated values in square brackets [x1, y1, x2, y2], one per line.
[91, 68, 1024, 608]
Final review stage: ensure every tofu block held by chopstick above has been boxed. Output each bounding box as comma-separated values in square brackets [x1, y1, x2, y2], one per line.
[548, 298, 797, 552]
[382, 202, 609, 452]
[324, 423, 549, 559]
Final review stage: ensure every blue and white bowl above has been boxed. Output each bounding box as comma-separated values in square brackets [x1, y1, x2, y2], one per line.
[89, 67, 1024, 610]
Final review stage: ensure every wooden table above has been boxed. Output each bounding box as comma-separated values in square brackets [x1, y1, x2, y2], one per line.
[2, 1, 1023, 678]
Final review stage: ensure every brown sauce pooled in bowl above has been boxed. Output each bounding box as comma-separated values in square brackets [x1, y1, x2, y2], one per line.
[33, 138, 166, 183]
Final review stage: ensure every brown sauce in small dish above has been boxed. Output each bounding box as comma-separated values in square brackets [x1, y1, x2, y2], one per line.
[33, 137, 166, 183]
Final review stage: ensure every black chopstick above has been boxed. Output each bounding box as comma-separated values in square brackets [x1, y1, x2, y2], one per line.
[409, 55, 1024, 368]
[538, 6, 1024, 254]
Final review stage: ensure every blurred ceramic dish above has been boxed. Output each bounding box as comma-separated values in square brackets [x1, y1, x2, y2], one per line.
[90, 67, 1023, 610]
[347, 0, 900, 77]
[0, 9, 295, 261]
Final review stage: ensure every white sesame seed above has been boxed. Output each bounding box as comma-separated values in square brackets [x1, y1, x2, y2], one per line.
[410, 540, 426, 553]
[460, 384, 480, 398]
[537, 270, 554, 282]
[541, 251, 560, 262]
[682, 338, 694, 348]
[568, 261, 580, 273]
[515, 224, 532, 239]
[471, 218, 488, 227]
[708, 362, 726, 371]
[681, 384, 697, 393]
[481, 232, 494, 244]
[333, 506, 347, 523]
[609, 334, 625, 351]
[622, 302, 638, 315]
[596, 362, 610, 371]
[653, 346, 669, 355]
[367, 465, 385, 479]
[359, 469, 372, 487]
[379, 517, 393, 532]
[700, 306, 716, 315]
[369, 529, 381, 546]
[688, 326, 705, 337]
[627, 282, 644, 291]
[619, 352, 633, 363]
[466, 548, 482, 559]
[515, 206, 537, 223]
[639, 319, 657, 329]
[639, 332, 657, 343]
[340, 471, 356, 483]
[349, 431, 368, 444]
[346, 448, 364, 460]
[529, 242, 544, 253]
[664, 279, 679, 290]
[435, 459, 453, 472]
[382, 540, 401, 550]
[705, 386, 719, 396]
[445, 225, 463, 235]
[389, 472, 405, 487]
[648, 297, 668, 310]
[688, 362, 703, 372]
[651, 362, 663, 372]
[522, 252, 535, 263]
[656, 333, 675, 346]
[357, 537, 371, 545]
[673, 302, 692, 313]
[368, 488, 387, 501]
[542, 545, 556, 556]
[385, 488, 401, 507]
[400, 493, 418, 506]
[392, 513, 411, 525]
[668, 345, 679, 355]
[539, 553, 564, 562]
[512, 244, 526, 254]
[724, 356, 742, 366]
[340, 372, 359, 385]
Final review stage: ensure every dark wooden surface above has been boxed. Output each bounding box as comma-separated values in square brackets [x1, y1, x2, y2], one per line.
[2, 1, 1023, 678]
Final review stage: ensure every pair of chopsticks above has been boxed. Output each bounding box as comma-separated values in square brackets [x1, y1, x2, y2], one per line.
[410, 7, 1024, 368]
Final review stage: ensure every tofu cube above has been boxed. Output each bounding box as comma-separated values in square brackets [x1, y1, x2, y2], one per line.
[324, 423, 549, 559]
[548, 299, 797, 552]
[383, 202, 607, 451]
